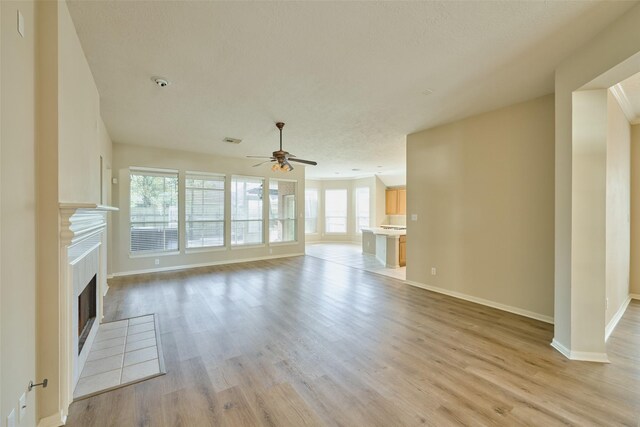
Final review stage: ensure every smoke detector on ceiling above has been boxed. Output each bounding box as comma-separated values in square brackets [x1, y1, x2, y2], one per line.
[151, 76, 170, 87]
[223, 137, 242, 144]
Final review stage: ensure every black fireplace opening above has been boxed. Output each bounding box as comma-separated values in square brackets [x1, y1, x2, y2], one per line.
[78, 274, 97, 355]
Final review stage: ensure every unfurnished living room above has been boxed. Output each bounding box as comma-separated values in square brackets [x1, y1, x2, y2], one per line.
[3, 1, 640, 426]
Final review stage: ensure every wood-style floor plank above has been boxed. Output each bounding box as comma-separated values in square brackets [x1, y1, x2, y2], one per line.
[66, 255, 640, 426]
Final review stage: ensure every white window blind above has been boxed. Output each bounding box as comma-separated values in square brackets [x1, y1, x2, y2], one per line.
[231, 176, 264, 245]
[130, 169, 179, 253]
[355, 187, 370, 233]
[186, 173, 225, 248]
[269, 179, 297, 243]
[325, 189, 347, 233]
[305, 188, 319, 234]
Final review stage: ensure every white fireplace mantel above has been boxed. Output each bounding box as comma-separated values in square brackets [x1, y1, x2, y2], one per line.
[58, 203, 118, 422]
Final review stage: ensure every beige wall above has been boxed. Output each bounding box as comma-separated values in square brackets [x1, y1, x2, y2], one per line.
[305, 176, 385, 244]
[406, 94, 555, 321]
[554, 2, 640, 356]
[570, 89, 608, 352]
[605, 90, 630, 327]
[111, 143, 304, 276]
[631, 124, 640, 296]
[58, 0, 105, 204]
[36, 2, 114, 422]
[1, 2, 38, 426]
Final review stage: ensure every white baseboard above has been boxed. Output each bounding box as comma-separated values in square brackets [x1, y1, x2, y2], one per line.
[111, 253, 305, 277]
[630, 293, 640, 300]
[551, 339, 610, 363]
[38, 411, 66, 427]
[605, 296, 632, 341]
[405, 280, 554, 324]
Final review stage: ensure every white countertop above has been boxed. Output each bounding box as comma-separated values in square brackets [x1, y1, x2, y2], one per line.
[361, 227, 406, 236]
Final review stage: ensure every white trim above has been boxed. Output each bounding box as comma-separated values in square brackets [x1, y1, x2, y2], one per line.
[129, 166, 178, 174]
[551, 339, 610, 363]
[110, 253, 305, 277]
[129, 250, 180, 259]
[269, 241, 299, 247]
[605, 296, 632, 341]
[550, 339, 571, 359]
[38, 411, 66, 427]
[185, 170, 226, 178]
[230, 243, 265, 250]
[610, 84, 638, 123]
[185, 246, 227, 254]
[404, 280, 554, 324]
[630, 293, 640, 300]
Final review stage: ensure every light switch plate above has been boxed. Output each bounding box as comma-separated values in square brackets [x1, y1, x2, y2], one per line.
[7, 409, 16, 427]
[18, 393, 26, 421]
[112, 178, 118, 185]
[17, 10, 25, 38]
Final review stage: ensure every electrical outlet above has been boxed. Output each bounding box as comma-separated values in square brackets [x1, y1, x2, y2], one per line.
[411, 214, 418, 221]
[7, 409, 15, 427]
[154, 258, 159, 266]
[431, 267, 436, 276]
[19, 393, 26, 421]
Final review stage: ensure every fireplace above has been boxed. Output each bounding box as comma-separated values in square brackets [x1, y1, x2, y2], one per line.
[78, 274, 97, 355]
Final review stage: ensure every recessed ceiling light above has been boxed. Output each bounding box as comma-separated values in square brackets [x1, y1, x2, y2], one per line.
[151, 76, 170, 87]
[422, 89, 434, 95]
[352, 168, 360, 172]
[335, 172, 340, 175]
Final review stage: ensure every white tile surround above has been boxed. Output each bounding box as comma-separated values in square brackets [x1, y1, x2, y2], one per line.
[74, 314, 165, 399]
[59, 203, 118, 414]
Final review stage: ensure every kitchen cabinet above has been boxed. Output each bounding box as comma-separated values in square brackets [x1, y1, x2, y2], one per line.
[385, 188, 407, 215]
[399, 235, 406, 267]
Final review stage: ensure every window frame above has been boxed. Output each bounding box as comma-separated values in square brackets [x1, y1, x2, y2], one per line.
[230, 175, 266, 247]
[324, 188, 348, 234]
[268, 178, 298, 244]
[128, 167, 180, 256]
[355, 186, 370, 234]
[184, 171, 226, 250]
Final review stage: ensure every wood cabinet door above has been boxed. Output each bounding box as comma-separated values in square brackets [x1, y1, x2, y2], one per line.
[386, 189, 398, 215]
[397, 189, 407, 215]
[399, 240, 406, 267]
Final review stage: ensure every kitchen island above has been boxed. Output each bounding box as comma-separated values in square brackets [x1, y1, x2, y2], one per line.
[361, 227, 406, 268]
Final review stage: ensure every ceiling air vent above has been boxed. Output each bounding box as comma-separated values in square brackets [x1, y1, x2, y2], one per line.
[223, 137, 242, 144]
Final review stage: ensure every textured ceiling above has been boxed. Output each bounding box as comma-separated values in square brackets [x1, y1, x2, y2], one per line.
[67, 1, 634, 184]
[618, 71, 640, 124]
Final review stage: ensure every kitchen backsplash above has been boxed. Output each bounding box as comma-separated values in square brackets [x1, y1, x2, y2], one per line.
[387, 215, 406, 226]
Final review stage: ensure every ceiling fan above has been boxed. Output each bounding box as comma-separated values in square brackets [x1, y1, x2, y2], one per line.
[247, 122, 318, 172]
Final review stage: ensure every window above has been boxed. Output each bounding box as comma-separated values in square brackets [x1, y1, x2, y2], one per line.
[355, 187, 370, 233]
[269, 179, 297, 243]
[325, 189, 348, 233]
[130, 169, 178, 253]
[231, 176, 264, 245]
[304, 189, 319, 234]
[185, 173, 225, 248]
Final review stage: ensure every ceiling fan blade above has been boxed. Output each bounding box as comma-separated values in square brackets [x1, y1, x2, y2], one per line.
[284, 160, 294, 171]
[288, 158, 317, 166]
[246, 155, 273, 159]
[252, 160, 275, 167]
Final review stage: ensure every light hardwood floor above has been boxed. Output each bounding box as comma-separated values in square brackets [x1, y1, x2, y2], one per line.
[66, 255, 640, 426]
